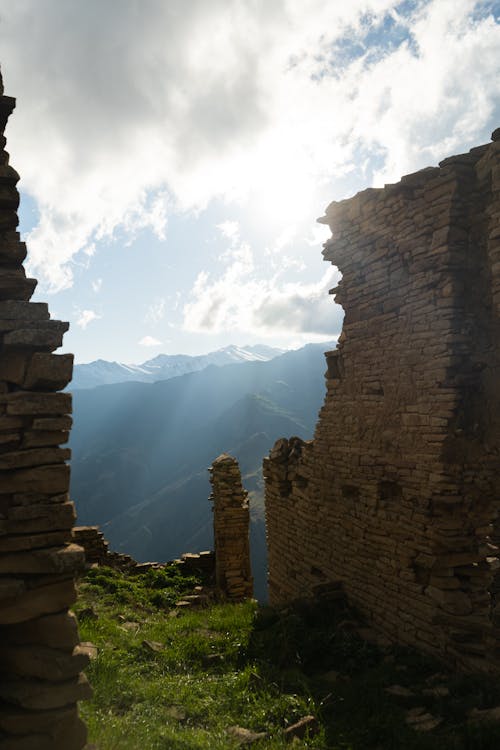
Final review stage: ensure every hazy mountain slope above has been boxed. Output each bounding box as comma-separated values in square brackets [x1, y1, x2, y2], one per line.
[71, 344, 284, 389]
[70, 342, 333, 598]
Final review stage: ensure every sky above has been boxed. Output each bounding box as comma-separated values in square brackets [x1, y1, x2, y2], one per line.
[1, 0, 499, 363]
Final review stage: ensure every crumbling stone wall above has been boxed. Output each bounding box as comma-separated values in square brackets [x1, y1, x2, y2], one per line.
[72, 525, 111, 566]
[0, 72, 90, 748]
[73, 524, 216, 581]
[209, 454, 253, 601]
[265, 130, 500, 672]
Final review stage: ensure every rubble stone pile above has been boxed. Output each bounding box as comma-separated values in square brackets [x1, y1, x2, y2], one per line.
[0, 71, 90, 748]
[265, 130, 500, 673]
[209, 454, 253, 601]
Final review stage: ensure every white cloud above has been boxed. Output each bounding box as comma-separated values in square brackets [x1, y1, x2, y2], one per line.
[76, 309, 101, 329]
[145, 297, 166, 324]
[217, 220, 240, 242]
[305, 224, 331, 248]
[138, 335, 163, 347]
[91, 278, 102, 293]
[83, 244, 96, 258]
[183, 229, 343, 338]
[0, 1, 498, 291]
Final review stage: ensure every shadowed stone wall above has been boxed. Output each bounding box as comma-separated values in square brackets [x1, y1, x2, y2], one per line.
[209, 454, 253, 601]
[265, 130, 500, 672]
[0, 72, 90, 748]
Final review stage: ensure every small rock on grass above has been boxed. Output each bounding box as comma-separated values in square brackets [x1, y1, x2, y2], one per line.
[227, 726, 267, 745]
[422, 685, 450, 698]
[283, 715, 319, 740]
[166, 705, 187, 721]
[405, 707, 442, 732]
[425, 673, 448, 685]
[78, 641, 98, 660]
[468, 706, 500, 723]
[385, 684, 415, 698]
[142, 639, 163, 653]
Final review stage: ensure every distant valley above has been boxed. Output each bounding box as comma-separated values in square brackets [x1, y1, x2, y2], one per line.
[70, 342, 334, 599]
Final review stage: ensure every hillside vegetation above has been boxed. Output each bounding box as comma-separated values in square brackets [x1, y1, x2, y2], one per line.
[76, 567, 500, 750]
[70, 343, 332, 598]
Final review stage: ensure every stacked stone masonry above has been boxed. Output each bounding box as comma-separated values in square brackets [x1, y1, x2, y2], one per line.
[73, 524, 216, 581]
[209, 454, 253, 601]
[0, 71, 90, 749]
[72, 526, 110, 566]
[265, 129, 500, 673]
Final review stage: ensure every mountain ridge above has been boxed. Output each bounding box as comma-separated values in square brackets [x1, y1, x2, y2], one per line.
[70, 342, 336, 599]
[71, 344, 286, 390]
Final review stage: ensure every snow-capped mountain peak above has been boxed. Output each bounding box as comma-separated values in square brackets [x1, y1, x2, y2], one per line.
[70, 345, 286, 390]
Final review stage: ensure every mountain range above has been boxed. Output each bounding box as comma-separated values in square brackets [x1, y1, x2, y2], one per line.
[70, 342, 334, 599]
[70, 344, 284, 389]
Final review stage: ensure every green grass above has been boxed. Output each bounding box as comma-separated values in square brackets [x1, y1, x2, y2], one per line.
[75, 568, 500, 749]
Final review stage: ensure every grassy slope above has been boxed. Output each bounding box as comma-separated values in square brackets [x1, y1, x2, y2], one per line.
[75, 568, 500, 750]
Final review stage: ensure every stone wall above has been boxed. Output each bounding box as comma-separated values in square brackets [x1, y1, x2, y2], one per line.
[209, 454, 253, 601]
[0, 72, 90, 748]
[72, 526, 111, 566]
[265, 130, 500, 672]
[73, 524, 216, 581]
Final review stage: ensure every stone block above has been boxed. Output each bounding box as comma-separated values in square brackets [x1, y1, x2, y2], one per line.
[3, 324, 67, 350]
[0, 577, 25, 601]
[0, 643, 89, 681]
[0, 240, 27, 264]
[0, 529, 71, 553]
[0, 705, 76, 736]
[0, 301, 49, 320]
[31, 416, 72, 431]
[0, 672, 92, 710]
[0, 350, 29, 385]
[0, 447, 71, 470]
[0, 270, 36, 300]
[23, 352, 73, 390]
[0, 416, 25, 432]
[6, 392, 71, 416]
[5, 501, 76, 534]
[0, 543, 84, 574]
[4, 611, 81, 649]
[0, 705, 87, 750]
[0, 578, 77, 624]
[22, 430, 70, 448]
[0, 464, 70, 494]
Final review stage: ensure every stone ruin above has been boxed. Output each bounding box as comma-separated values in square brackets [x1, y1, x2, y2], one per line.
[0, 72, 90, 748]
[265, 128, 500, 672]
[73, 524, 216, 581]
[0, 62, 498, 750]
[209, 454, 253, 601]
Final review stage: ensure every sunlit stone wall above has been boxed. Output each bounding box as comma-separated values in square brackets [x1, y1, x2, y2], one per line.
[265, 129, 500, 672]
[0, 71, 90, 749]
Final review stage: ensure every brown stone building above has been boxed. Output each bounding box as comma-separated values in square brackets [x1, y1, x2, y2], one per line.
[265, 130, 500, 672]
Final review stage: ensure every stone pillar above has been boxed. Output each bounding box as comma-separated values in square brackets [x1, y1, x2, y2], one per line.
[0, 70, 90, 749]
[209, 454, 253, 601]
